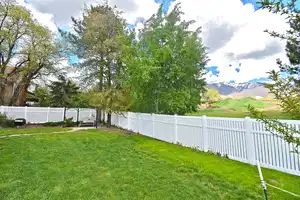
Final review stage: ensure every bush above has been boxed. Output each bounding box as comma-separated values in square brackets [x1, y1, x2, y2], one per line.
[0, 114, 16, 128]
[41, 118, 77, 127]
[64, 118, 75, 127]
[42, 121, 65, 127]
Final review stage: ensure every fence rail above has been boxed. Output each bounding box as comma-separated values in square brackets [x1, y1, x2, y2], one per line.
[0, 106, 96, 123]
[111, 112, 300, 176]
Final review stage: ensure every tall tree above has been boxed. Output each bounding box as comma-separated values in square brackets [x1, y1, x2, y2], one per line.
[9, 24, 60, 106]
[249, 0, 300, 152]
[0, 0, 33, 104]
[125, 4, 208, 115]
[0, 0, 60, 106]
[62, 2, 131, 126]
[49, 75, 80, 120]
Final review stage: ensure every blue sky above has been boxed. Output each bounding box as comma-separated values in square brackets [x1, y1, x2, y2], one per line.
[20, 0, 292, 83]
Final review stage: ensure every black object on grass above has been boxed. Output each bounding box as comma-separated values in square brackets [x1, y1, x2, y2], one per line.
[14, 118, 26, 127]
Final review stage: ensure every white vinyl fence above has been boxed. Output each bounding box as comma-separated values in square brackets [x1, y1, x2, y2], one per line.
[0, 106, 96, 123]
[111, 112, 300, 176]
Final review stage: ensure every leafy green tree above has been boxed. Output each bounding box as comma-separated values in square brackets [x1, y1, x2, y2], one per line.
[125, 4, 208, 115]
[73, 92, 91, 108]
[49, 75, 80, 120]
[9, 24, 60, 106]
[249, 0, 300, 152]
[89, 88, 130, 126]
[203, 89, 220, 107]
[0, 0, 33, 104]
[0, 0, 60, 106]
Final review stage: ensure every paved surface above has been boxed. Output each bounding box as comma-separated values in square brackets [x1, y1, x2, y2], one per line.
[0, 127, 96, 139]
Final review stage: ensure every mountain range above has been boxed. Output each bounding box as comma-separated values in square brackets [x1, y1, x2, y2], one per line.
[207, 82, 270, 98]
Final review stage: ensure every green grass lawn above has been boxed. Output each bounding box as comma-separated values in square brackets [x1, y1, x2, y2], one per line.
[0, 129, 299, 200]
[190, 97, 293, 119]
[215, 97, 272, 111]
[188, 109, 292, 119]
[0, 127, 71, 136]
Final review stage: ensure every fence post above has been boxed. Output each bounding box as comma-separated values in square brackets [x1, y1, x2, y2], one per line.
[174, 114, 178, 144]
[0, 105, 4, 114]
[127, 112, 131, 131]
[245, 117, 256, 165]
[46, 107, 50, 122]
[202, 115, 208, 152]
[152, 114, 155, 138]
[24, 106, 28, 121]
[89, 109, 92, 118]
[138, 113, 141, 134]
[118, 114, 120, 127]
[62, 108, 65, 121]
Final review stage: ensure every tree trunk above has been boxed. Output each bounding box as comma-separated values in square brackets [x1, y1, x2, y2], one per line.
[63, 107, 67, 121]
[97, 60, 104, 127]
[107, 112, 111, 127]
[9, 83, 24, 106]
[0, 77, 7, 105]
[96, 108, 101, 128]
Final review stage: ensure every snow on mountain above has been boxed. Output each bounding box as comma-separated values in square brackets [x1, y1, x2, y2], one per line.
[207, 82, 266, 96]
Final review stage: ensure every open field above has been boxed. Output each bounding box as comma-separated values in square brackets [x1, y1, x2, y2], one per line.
[188, 109, 291, 119]
[0, 128, 299, 200]
[190, 97, 292, 119]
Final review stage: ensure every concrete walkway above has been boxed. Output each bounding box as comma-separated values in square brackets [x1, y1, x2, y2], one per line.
[0, 127, 96, 139]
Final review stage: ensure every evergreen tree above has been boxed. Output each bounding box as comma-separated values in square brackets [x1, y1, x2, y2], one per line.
[61, 2, 131, 126]
[49, 75, 79, 121]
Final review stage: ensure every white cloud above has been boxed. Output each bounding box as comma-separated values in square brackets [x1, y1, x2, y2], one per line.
[20, 0, 291, 83]
[170, 0, 290, 83]
[16, 0, 58, 32]
[20, 0, 159, 26]
[118, 0, 159, 24]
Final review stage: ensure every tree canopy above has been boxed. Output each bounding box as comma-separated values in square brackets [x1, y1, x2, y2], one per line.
[0, 1, 209, 125]
[203, 89, 220, 107]
[125, 4, 208, 115]
[49, 75, 80, 108]
[0, 0, 61, 106]
[61, 3, 133, 125]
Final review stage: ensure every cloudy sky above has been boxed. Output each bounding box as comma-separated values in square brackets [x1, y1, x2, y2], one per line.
[18, 0, 294, 83]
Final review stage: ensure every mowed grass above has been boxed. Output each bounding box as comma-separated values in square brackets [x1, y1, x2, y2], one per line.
[0, 127, 71, 136]
[215, 97, 272, 111]
[188, 109, 292, 119]
[0, 129, 299, 200]
[189, 98, 293, 119]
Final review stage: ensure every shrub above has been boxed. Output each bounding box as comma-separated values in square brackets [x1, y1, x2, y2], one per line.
[0, 114, 16, 128]
[41, 118, 77, 127]
[42, 121, 65, 127]
[64, 118, 75, 127]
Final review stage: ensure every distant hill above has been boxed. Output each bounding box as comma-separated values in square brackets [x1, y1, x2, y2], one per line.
[230, 86, 270, 98]
[207, 82, 270, 98]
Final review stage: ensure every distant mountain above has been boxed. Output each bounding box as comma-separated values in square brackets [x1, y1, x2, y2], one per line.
[207, 82, 269, 97]
[230, 86, 270, 98]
